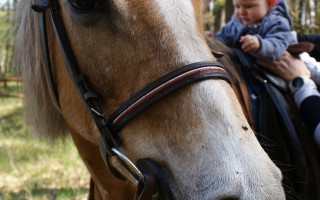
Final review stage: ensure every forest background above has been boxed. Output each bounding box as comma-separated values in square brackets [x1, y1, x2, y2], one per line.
[0, 0, 319, 199]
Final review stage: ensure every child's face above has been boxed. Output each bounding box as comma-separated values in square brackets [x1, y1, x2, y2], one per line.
[233, 0, 270, 25]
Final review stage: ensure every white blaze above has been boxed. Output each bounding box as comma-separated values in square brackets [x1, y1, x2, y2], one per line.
[155, 0, 213, 63]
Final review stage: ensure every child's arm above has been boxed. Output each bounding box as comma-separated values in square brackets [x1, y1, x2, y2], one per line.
[251, 15, 297, 60]
[215, 17, 244, 47]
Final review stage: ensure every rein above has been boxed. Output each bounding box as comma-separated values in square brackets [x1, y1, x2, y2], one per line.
[32, 1, 231, 199]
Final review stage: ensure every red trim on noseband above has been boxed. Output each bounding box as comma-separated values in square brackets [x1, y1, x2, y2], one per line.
[111, 66, 229, 130]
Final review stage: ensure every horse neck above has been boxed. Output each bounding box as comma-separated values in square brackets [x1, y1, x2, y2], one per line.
[205, 37, 254, 127]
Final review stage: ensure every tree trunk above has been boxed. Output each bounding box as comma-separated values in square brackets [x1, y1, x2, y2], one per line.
[225, 0, 233, 23]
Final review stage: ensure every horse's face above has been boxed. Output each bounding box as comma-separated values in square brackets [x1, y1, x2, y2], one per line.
[44, 0, 284, 199]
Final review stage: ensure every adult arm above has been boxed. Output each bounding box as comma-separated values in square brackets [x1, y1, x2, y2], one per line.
[297, 33, 320, 61]
[257, 52, 320, 147]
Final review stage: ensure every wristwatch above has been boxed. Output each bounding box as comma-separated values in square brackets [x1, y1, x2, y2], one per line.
[288, 76, 309, 94]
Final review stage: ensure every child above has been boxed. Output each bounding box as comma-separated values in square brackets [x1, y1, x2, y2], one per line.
[213, 0, 320, 85]
[215, 0, 297, 61]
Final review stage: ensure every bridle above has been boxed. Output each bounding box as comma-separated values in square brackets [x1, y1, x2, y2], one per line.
[31, 0, 231, 199]
[32, 1, 231, 199]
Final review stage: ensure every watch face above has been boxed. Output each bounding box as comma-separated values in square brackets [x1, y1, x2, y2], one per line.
[292, 77, 304, 88]
[289, 76, 306, 94]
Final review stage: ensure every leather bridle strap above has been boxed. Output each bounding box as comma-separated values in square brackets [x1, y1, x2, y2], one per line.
[135, 175, 158, 200]
[33, 0, 119, 155]
[34, 2, 61, 112]
[108, 61, 231, 133]
[32, 0, 231, 153]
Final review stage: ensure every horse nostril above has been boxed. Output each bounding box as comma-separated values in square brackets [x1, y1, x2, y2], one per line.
[220, 197, 239, 200]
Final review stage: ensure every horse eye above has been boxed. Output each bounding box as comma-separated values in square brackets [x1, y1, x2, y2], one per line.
[69, 0, 97, 10]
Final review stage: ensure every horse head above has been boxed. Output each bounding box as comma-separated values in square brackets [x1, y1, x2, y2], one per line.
[15, 0, 285, 199]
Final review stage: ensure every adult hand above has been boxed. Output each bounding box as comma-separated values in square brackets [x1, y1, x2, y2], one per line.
[240, 35, 260, 53]
[257, 52, 311, 82]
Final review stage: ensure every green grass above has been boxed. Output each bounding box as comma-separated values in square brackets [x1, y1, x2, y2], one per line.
[0, 83, 90, 200]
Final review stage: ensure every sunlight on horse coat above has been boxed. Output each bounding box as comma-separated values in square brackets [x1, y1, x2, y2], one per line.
[15, 0, 285, 199]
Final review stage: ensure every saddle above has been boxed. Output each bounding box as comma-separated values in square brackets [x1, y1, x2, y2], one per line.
[230, 49, 320, 200]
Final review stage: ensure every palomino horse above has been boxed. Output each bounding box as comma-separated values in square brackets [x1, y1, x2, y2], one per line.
[15, 0, 285, 199]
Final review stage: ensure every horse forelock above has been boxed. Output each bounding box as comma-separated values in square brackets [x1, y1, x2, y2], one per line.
[15, 0, 67, 139]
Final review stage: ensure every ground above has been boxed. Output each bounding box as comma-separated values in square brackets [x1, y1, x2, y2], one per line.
[0, 82, 89, 200]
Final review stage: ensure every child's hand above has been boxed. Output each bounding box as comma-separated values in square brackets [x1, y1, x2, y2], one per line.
[240, 35, 260, 53]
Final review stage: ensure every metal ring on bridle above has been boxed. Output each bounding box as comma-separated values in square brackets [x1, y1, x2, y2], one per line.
[111, 148, 145, 183]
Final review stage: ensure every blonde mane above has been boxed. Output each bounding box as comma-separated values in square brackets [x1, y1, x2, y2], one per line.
[14, 0, 67, 139]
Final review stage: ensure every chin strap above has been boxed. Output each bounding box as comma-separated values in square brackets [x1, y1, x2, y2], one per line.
[135, 175, 158, 200]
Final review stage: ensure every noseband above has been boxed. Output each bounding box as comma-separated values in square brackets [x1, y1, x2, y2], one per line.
[32, 1, 231, 199]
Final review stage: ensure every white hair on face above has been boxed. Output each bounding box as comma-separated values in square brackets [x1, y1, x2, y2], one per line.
[154, 0, 213, 63]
